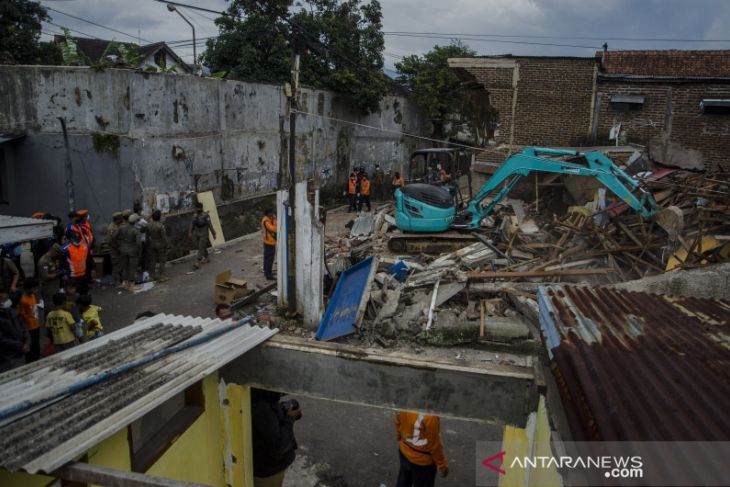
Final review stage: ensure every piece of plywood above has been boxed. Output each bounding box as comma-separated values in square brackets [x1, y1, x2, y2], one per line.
[196, 191, 225, 246]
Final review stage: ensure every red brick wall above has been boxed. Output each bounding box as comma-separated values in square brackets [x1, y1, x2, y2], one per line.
[461, 58, 597, 147]
[596, 80, 730, 170]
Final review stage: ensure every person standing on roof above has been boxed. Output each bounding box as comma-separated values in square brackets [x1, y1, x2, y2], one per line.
[394, 410, 449, 487]
[261, 208, 277, 281]
[189, 202, 217, 270]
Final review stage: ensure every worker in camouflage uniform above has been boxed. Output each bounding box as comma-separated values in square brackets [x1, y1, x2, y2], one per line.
[147, 210, 169, 282]
[113, 213, 140, 290]
[106, 212, 124, 285]
[188, 202, 216, 270]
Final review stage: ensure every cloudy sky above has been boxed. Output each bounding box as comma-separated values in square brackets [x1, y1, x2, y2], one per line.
[38, 0, 730, 69]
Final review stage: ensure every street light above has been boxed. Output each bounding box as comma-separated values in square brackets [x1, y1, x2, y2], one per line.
[166, 3, 196, 74]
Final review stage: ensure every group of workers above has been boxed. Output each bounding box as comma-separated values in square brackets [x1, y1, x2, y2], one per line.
[0, 210, 108, 371]
[345, 164, 410, 213]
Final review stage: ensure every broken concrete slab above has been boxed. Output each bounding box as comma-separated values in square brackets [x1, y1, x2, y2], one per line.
[434, 282, 466, 308]
[483, 316, 531, 343]
[375, 288, 402, 321]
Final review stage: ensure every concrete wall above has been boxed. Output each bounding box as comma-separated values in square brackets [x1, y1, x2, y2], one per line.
[0, 66, 428, 235]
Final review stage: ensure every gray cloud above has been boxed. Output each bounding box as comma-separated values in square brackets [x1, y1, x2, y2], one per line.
[39, 0, 730, 67]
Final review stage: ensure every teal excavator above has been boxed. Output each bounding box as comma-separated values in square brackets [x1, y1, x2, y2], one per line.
[394, 147, 657, 233]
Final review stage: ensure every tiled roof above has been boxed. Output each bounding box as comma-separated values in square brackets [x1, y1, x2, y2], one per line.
[599, 50, 730, 77]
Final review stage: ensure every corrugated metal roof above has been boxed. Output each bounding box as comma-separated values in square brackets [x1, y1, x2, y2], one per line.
[0, 215, 54, 245]
[538, 285, 730, 441]
[0, 313, 277, 474]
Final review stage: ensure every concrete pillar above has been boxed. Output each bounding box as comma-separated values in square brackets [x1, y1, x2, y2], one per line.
[276, 190, 288, 309]
[294, 181, 324, 328]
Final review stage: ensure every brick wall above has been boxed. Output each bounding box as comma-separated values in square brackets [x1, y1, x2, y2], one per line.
[461, 58, 597, 147]
[596, 80, 730, 170]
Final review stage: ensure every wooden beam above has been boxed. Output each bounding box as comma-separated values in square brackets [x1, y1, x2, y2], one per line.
[467, 268, 614, 281]
[54, 462, 212, 487]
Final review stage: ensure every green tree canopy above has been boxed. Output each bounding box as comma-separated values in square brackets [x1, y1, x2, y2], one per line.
[0, 0, 61, 65]
[203, 0, 386, 113]
[395, 43, 485, 140]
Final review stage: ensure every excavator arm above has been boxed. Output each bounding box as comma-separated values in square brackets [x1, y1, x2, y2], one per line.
[453, 147, 656, 229]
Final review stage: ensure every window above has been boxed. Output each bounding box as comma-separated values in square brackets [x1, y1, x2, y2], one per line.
[154, 50, 166, 70]
[610, 94, 645, 112]
[128, 381, 204, 472]
[700, 99, 730, 115]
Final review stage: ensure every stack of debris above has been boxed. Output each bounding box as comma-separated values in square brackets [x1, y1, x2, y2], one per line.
[317, 157, 730, 350]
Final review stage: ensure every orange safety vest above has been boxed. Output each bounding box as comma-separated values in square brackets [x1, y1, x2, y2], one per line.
[361, 179, 371, 196]
[262, 216, 277, 246]
[65, 243, 88, 278]
[395, 411, 448, 470]
[81, 221, 93, 246]
[348, 178, 357, 195]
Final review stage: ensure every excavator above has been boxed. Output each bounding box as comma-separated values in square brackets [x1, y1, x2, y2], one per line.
[390, 147, 658, 250]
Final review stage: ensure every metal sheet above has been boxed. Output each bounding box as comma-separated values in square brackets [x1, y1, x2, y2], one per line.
[538, 285, 730, 441]
[0, 313, 277, 474]
[350, 212, 374, 237]
[0, 215, 54, 245]
[316, 256, 377, 341]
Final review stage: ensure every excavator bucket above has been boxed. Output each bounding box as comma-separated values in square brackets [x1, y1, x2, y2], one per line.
[654, 205, 684, 239]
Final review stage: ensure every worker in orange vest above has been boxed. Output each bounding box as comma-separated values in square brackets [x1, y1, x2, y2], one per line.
[392, 172, 405, 198]
[358, 174, 372, 212]
[67, 210, 95, 283]
[261, 208, 277, 281]
[395, 411, 448, 486]
[347, 172, 359, 212]
[61, 230, 88, 292]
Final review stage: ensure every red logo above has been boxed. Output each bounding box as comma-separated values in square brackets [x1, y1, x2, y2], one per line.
[482, 451, 507, 475]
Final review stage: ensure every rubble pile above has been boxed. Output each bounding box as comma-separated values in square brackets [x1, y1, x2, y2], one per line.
[321, 165, 730, 349]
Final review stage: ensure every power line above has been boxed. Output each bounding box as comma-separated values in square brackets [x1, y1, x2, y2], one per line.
[293, 109, 482, 151]
[383, 33, 599, 50]
[45, 6, 153, 43]
[151, 0, 224, 16]
[383, 30, 730, 44]
[45, 21, 100, 39]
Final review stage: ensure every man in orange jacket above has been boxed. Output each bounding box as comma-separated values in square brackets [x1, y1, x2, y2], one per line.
[358, 174, 372, 212]
[346, 172, 358, 213]
[261, 208, 277, 281]
[395, 410, 449, 487]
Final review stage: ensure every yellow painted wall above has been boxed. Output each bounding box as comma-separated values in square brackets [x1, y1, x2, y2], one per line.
[0, 372, 250, 487]
[146, 373, 226, 486]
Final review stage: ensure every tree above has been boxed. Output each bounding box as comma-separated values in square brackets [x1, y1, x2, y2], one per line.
[0, 0, 60, 65]
[203, 0, 387, 113]
[396, 43, 485, 141]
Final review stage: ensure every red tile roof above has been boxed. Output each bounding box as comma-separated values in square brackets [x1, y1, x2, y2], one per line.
[599, 50, 730, 77]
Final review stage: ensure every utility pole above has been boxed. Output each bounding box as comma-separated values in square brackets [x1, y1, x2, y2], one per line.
[286, 46, 301, 314]
[59, 117, 75, 213]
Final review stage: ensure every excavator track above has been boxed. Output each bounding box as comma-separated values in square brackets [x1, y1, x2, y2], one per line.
[387, 231, 476, 254]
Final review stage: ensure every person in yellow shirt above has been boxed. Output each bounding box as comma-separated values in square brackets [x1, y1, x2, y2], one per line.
[261, 208, 277, 281]
[18, 278, 41, 363]
[395, 411, 448, 486]
[46, 293, 77, 352]
[78, 294, 104, 339]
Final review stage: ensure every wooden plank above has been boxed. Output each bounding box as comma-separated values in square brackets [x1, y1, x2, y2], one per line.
[467, 268, 614, 281]
[196, 191, 225, 247]
[54, 462, 211, 487]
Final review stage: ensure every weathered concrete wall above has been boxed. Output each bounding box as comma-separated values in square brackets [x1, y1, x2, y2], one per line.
[0, 66, 428, 237]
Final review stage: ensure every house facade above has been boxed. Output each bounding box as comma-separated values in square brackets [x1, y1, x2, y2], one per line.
[449, 50, 730, 170]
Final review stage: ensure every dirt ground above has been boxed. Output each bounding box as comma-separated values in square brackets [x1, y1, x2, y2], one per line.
[87, 204, 502, 487]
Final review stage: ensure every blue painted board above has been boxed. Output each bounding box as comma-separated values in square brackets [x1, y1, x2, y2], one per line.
[315, 256, 376, 341]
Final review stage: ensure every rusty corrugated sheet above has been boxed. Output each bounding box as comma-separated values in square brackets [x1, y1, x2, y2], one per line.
[538, 285, 730, 441]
